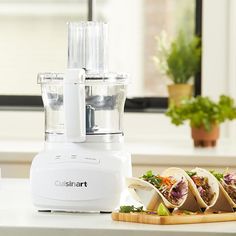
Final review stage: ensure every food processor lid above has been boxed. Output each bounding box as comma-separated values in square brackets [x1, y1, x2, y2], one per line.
[37, 73, 64, 84]
[67, 21, 108, 74]
[37, 72, 129, 85]
[85, 72, 129, 85]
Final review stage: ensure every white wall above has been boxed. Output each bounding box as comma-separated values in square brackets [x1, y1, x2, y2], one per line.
[202, 0, 236, 138]
[0, 111, 44, 140]
[202, 0, 229, 99]
[105, 0, 144, 96]
[0, 0, 235, 142]
[227, 0, 236, 138]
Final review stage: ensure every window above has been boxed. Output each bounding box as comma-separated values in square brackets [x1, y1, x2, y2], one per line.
[0, 0, 202, 111]
[0, 0, 88, 108]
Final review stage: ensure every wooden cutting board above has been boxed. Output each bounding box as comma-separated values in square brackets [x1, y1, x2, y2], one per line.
[111, 212, 236, 225]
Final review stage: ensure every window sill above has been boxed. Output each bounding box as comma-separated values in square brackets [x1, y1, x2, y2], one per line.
[130, 138, 236, 167]
[0, 139, 236, 168]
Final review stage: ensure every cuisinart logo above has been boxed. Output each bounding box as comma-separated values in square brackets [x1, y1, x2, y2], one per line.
[54, 180, 88, 187]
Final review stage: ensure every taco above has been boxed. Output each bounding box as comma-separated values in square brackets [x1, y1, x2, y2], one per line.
[140, 170, 188, 207]
[184, 168, 219, 208]
[210, 170, 236, 207]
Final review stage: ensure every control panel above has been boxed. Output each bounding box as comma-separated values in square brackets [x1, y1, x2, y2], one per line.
[52, 154, 100, 165]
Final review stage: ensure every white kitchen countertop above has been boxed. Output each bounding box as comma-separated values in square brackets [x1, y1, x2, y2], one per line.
[0, 139, 236, 167]
[1, 178, 236, 236]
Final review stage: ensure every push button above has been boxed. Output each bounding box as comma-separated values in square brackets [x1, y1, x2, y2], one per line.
[55, 155, 61, 160]
[78, 157, 100, 164]
[70, 154, 77, 159]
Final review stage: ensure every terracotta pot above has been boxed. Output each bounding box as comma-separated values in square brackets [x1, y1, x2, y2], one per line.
[168, 84, 193, 106]
[191, 124, 220, 147]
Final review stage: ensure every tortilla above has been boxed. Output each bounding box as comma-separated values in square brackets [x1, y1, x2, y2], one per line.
[188, 168, 219, 207]
[164, 167, 236, 212]
[126, 167, 236, 212]
[212, 171, 236, 209]
[175, 167, 219, 208]
[126, 169, 189, 211]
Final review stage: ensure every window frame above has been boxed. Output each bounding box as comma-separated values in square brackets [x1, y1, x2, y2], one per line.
[0, 0, 202, 112]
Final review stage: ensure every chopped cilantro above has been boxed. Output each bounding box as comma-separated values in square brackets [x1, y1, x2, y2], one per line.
[210, 170, 223, 181]
[186, 171, 197, 177]
[119, 205, 144, 213]
[140, 171, 162, 188]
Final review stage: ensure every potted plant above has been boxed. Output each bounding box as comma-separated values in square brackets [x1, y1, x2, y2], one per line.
[153, 32, 201, 106]
[166, 95, 236, 147]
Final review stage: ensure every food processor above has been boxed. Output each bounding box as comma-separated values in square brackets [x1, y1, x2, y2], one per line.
[30, 22, 131, 212]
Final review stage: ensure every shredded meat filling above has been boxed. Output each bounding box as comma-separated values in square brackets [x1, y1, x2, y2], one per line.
[161, 188, 179, 205]
[222, 181, 236, 204]
[191, 176, 215, 205]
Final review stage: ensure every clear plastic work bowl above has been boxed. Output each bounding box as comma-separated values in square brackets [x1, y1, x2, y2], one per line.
[38, 72, 128, 141]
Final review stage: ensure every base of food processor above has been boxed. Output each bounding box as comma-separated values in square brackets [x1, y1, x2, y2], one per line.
[30, 141, 131, 212]
[38, 210, 112, 214]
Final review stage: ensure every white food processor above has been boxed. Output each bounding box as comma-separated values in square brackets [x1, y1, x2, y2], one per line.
[30, 22, 132, 212]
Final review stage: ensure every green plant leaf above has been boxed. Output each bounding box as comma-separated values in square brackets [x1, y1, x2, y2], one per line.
[165, 95, 236, 131]
[154, 31, 201, 84]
